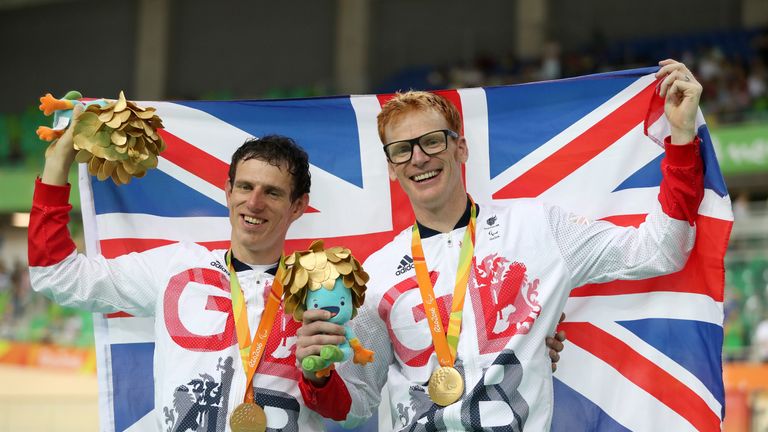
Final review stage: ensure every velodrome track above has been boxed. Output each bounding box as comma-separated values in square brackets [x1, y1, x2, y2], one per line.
[0, 365, 98, 431]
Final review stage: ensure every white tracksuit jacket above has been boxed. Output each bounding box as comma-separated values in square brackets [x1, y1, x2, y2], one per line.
[28, 180, 326, 431]
[306, 140, 704, 431]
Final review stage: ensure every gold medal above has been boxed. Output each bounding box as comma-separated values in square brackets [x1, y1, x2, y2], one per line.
[427, 366, 464, 406]
[229, 402, 267, 432]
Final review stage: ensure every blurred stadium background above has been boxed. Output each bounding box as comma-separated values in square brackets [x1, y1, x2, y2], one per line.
[0, 0, 766, 430]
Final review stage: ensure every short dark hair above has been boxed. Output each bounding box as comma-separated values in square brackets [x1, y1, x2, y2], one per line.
[228, 135, 311, 202]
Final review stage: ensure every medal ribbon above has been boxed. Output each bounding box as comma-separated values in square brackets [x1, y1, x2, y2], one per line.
[227, 251, 285, 404]
[411, 196, 476, 366]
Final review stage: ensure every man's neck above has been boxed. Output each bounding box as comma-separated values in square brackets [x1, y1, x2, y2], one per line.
[413, 194, 469, 233]
[230, 243, 280, 267]
[229, 253, 279, 274]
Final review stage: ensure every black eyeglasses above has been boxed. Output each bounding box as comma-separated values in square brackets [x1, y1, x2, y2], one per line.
[382, 129, 459, 164]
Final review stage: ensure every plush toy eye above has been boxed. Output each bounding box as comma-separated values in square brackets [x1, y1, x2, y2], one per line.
[313, 303, 319, 309]
[340, 297, 345, 306]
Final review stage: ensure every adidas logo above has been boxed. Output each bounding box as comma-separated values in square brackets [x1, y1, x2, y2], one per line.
[395, 255, 414, 276]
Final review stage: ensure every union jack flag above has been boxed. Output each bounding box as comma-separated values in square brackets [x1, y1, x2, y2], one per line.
[79, 67, 730, 431]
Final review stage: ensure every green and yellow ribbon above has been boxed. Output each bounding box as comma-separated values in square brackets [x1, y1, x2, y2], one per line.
[227, 251, 285, 403]
[411, 196, 476, 365]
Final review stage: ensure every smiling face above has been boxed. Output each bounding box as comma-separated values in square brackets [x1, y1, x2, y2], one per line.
[225, 158, 308, 265]
[384, 108, 468, 217]
[306, 278, 353, 325]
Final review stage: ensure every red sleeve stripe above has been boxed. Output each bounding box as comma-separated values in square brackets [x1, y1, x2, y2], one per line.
[658, 137, 704, 225]
[298, 370, 352, 421]
[28, 179, 77, 266]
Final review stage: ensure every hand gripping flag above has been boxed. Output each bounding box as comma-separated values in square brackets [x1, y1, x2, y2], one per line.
[79, 67, 730, 431]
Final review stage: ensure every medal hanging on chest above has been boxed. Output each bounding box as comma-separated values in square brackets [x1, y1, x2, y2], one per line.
[411, 198, 476, 407]
[229, 402, 267, 432]
[427, 365, 465, 407]
[226, 251, 285, 432]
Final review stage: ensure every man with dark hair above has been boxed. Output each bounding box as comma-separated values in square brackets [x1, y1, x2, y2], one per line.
[297, 59, 705, 430]
[227, 135, 312, 202]
[27, 117, 323, 430]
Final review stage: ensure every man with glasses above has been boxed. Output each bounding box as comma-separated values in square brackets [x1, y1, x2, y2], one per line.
[297, 60, 704, 430]
[383, 129, 459, 165]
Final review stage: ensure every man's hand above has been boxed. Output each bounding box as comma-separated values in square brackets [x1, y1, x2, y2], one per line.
[295, 309, 346, 384]
[655, 59, 703, 145]
[547, 313, 567, 372]
[41, 104, 83, 186]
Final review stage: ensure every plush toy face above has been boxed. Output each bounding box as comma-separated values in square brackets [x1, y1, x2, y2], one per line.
[305, 278, 353, 325]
